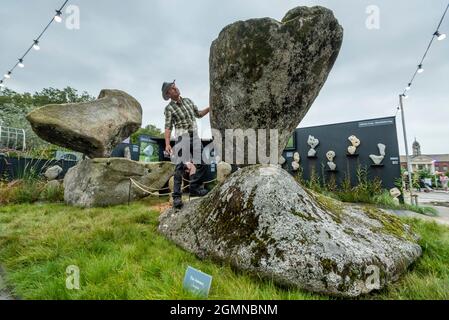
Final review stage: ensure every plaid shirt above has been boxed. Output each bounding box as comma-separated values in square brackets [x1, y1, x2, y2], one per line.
[164, 97, 200, 134]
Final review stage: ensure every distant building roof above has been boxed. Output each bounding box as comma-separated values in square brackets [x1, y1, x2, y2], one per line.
[400, 154, 449, 163]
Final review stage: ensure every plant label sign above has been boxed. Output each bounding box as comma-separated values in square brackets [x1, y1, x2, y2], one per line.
[183, 266, 212, 298]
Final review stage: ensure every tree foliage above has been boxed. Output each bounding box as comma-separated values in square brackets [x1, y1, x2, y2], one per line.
[131, 124, 164, 144]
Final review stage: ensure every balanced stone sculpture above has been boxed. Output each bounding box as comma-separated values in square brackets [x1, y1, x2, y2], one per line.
[159, 6, 421, 298]
[27, 89, 142, 158]
[326, 150, 337, 171]
[348, 135, 361, 155]
[308, 135, 320, 157]
[370, 143, 386, 165]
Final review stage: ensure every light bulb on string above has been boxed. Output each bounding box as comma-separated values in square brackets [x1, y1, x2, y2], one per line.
[417, 64, 424, 74]
[54, 10, 63, 23]
[4, 71, 11, 79]
[33, 40, 40, 51]
[435, 31, 447, 41]
[405, 83, 411, 91]
[18, 59, 25, 68]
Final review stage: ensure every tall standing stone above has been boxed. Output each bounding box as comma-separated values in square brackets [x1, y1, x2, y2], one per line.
[210, 6, 343, 164]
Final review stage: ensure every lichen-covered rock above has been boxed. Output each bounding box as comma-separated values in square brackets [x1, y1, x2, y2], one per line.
[159, 165, 421, 297]
[64, 158, 174, 208]
[210, 6, 343, 164]
[26, 90, 142, 158]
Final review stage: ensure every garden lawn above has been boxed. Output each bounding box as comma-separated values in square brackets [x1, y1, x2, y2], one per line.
[0, 198, 448, 300]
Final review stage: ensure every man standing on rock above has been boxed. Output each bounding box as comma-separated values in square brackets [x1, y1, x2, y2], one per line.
[162, 80, 210, 209]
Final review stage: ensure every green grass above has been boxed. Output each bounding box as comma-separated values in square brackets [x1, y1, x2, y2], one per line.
[0, 199, 448, 300]
[372, 191, 439, 216]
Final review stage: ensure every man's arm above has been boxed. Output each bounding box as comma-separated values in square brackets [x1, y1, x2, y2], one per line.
[165, 128, 172, 154]
[164, 107, 173, 154]
[198, 107, 210, 118]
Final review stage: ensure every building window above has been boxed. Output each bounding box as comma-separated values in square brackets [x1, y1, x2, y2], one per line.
[444, 166, 448, 172]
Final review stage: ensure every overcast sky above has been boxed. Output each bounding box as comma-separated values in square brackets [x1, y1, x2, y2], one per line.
[1, 0, 448, 155]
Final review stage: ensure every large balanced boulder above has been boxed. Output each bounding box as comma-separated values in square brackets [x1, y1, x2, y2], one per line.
[159, 165, 422, 297]
[210, 6, 343, 164]
[64, 158, 174, 208]
[26, 89, 142, 158]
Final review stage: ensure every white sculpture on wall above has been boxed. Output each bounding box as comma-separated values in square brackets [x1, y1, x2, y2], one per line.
[279, 156, 286, 165]
[293, 152, 300, 163]
[370, 143, 386, 165]
[326, 150, 337, 171]
[347, 135, 361, 155]
[307, 135, 320, 157]
[291, 152, 301, 171]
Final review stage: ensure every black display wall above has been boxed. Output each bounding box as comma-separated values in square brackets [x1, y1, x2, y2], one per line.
[282, 117, 401, 190]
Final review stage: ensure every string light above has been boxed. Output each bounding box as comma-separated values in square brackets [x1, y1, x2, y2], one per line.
[417, 64, 424, 74]
[0, 0, 69, 90]
[33, 40, 40, 51]
[54, 10, 63, 23]
[399, 3, 449, 99]
[435, 31, 447, 40]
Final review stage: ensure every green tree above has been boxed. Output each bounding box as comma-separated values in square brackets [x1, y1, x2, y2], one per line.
[0, 87, 94, 153]
[131, 124, 164, 144]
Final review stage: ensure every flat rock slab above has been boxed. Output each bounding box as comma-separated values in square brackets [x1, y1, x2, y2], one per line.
[159, 165, 422, 297]
[210, 6, 343, 163]
[27, 89, 142, 158]
[64, 158, 174, 208]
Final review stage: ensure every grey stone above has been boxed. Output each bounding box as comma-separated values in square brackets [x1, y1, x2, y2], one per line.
[217, 161, 233, 183]
[44, 165, 63, 181]
[64, 158, 174, 208]
[210, 6, 343, 164]
[26, 89, 142, 158]
[159, 165, 421, 298]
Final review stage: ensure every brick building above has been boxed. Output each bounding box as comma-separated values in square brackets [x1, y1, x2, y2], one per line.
[400, 139, 449, 174]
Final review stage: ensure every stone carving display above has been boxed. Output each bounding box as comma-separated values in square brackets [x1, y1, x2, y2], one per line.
[370, 143, 386, 165]
[291, 152, 301, 172]
[293, 152, 301, 163]
[326, 150, 337, 171]
[308, 136, 320, 157]
[347, 135, 361, 155]
[209, 6, 343, 164]
[292, 161, 300, 171]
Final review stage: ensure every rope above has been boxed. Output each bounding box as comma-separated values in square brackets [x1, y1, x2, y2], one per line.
[129, 177, 190, 196]
[129, 178, 162, 196]
[130, 178, 171, 192]
[182, 176, 217, 185]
